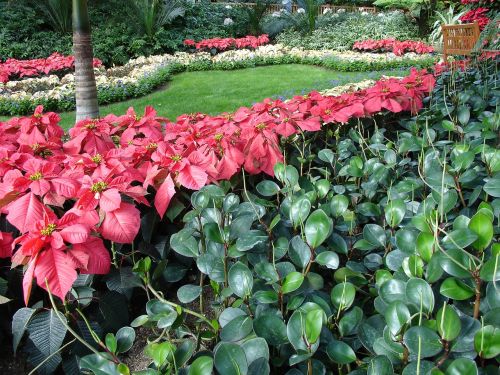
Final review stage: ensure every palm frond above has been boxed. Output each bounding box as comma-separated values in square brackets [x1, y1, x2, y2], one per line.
[33, 0, 72, 33]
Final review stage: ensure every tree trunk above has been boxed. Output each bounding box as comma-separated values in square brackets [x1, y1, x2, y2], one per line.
[73, 0, 99, 122]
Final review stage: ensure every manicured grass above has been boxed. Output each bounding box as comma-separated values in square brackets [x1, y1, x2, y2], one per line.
[1, 64, 407, 129]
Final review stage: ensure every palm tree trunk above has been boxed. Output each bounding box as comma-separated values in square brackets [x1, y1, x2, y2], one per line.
[73, 0, 99, 122]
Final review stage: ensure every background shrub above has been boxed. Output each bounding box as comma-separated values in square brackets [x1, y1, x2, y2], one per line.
[0, 0, 249, 66]
[276, 11, 419, 50]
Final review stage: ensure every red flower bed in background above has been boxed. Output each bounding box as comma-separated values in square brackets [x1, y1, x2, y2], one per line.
[459, 7, 491, 30]
[0, 53, 103, 84]
[0, 69, 435, 302]
[184, 35, 270, 52]
[353, 39, 434, 56]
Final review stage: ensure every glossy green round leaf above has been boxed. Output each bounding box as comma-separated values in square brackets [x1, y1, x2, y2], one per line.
[468, 212, 493, 252]
[315, 251, 339, 270]
[385, 301, 410, 336]
[289, 236, 311, 270]
[375, 270, 392, 288]
[188, 356, 214, 375]
[170, 230, 199, 257]
[436, 304, 461, 341]
[416, 232, 435, 263]
[483, 176, 500, 197]
[281, 272, 304, 294]
[191, 191, 210, 210]
[439, 277, 475, 300]
[480, 256, 500, 282]
[174, 340, 195, 368]
[438, 249, 473, 279]
[80, 353, 123, 375]
[242, 337, 269, 366]
[457, 105, 470, 125]
[214, 342, 248, 375]
[442, 229, 478, 251]
[330, 233, 348, 255]
[474, 325, 500, 359]
[330, 282, 356, 311]
[254, 291, 278, 304]
[326, 340, 356, 364]
[236, 231, 267, 252]
[253, 313, 288, 346]
[367, 355, 393, 375]
[275, 164, 299, 187]
[379, 279, 406, 304]
[315, 179, 331, 199]
[228, 262, 253, 298]
[357, 202, 382, 217]
[290, 197, 311, 229]
[402, 361, 435, 375]
[204, 222, 225, 244]
[402, 255, 424, 279]
[130, 315, 148, 328]
[395, 229, 417, 254]
[385, 199, 406, 228]
[330, 195, 349, 218]
[363, 224, 386, 248]
[286, 308, 320, 353]
[305, 209, 332, 249]
[486, 282, 500, 309]
[105, 333, 117, 354]
[115, 326, 135, 354]
[256, 180, 280, 197]
[445, 358, 477, 375]
[305, 308, 324, 344]
[403, 326, 442, 358]
[220, 315, 253, 342]
[318, 149, 335, 164]
[177, 284, 202, 304]
[406, 278, 434, 314]
[255, 262, 279, 284]
[144, 341, 175, 367]
[338, 306, 363, 337]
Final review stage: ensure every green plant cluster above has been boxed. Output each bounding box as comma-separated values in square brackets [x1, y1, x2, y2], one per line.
[0, 0, 248, 67]
[3, 58, 498, 374]
[0, 55, 436, 116]
[276, 11, 419, 50]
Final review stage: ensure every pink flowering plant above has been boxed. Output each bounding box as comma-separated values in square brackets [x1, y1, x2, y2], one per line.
[353, 39, 435, 56]
[184, 34, 270, 52]
[1, 59, 499, 374]
[0, 53, 102, 84]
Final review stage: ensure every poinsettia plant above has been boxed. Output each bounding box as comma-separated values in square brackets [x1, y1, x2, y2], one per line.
[0, 69, 434, 305]
[184, 34, 270, 52]
[353, 39, 435, 55]
[0, 52, 102, 84]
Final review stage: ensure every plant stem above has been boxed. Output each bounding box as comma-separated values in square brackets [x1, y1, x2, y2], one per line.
[45, 281, 108, 359]
[199, 273, 204, 315]
[454, 175, 467, 208]
[146, 284, 217, 332]
[436, 340, 450, 367]
[473, 275, 482, 319]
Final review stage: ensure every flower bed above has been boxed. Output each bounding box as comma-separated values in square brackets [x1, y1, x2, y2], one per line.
[0, 53, 102, 84]
[0, 68, 435, 301]
[0, 45, 437, 116]
[459, 7, 491, 29]
[353, 39, 435, 56]
[184, 34, 270, 52]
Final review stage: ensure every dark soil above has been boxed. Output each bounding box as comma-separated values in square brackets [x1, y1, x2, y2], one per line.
[0, 350, 30, 375]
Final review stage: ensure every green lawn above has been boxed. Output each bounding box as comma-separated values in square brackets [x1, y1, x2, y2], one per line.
[1, 64, 407, 129]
